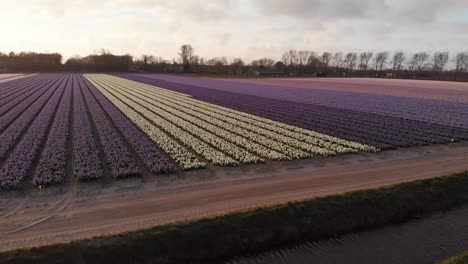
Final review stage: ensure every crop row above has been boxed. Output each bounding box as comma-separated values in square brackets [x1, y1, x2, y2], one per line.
[107, 75, 374, 153]
[87, 75, 241, 167]
[86, 75, 373, 169]
[0, 75, 57, 115]
[0, 75, 68, 189]
[78, 76, 141, 178]
[72, 75, 103, 181]
[0, 75, 49, 103]
[0, 75, 59, 116]
[0, 74, 42, 97]
[125, 74, 468, 130]
[96, 77, 335, 158]
[85, 76, 205, 170]
[92, 77, 288, 160]
[120, 74, 468, 150]
[79, 75, 176, 174]
[0, 75, 66, 160]
[33, 75, 73, 186]
[107, 77, 366, 154]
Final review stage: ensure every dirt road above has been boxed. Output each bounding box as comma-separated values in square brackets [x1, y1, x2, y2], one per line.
[1, 142, 468, 252]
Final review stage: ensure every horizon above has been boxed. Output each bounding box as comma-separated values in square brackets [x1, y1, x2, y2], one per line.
[2, 0, 468, 61]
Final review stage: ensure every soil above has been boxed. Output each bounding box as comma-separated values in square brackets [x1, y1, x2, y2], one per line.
[1, 142, 468, 252]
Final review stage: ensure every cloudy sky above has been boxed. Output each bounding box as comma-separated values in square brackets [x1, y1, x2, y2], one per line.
[2, 0, 468, 61]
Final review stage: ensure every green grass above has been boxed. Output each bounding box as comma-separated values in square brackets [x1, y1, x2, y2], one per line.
[437, 251, 468, 264]
[2, 171, 468, 264]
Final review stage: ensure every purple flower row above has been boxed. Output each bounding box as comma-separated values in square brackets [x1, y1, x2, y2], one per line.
[0, 74, 66, 159]
[0, 75, 45, 99]
[72, 75, 103, 181]
[0, 75, 56, 115]
[78, 75, 140, 178]
[80, 75, 176, 174]
[0, 74, 62, 132]
[120, 74, 468, 150]
[128, 74, 468, 129]
[33, 75, 73, 186]
[0, 75, 68, 189]
[0, 74, 41, 96]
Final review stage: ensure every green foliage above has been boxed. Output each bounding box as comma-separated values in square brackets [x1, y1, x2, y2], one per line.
[437, 251, 468, 264]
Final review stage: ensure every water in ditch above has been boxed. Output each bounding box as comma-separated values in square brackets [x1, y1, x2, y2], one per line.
[226, 206, 468, 264]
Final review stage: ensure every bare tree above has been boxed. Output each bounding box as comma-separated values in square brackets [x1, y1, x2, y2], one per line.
[359, 51, 373, 70]
[344, 52, 358, 72]
[409, 52, 429, 72]
[432, 51, 449, 73]
[230, 58, 244, 74]
[298, 50, 311, 67]
[179, 44, 194, 72]
[454, 52, 468, 80]
[391, 51, 405, 73]
[281, 50, 299, 74]
[231, 58, 245, 67]
[319, 52, 332, 70]
[332, 51, 343, 69]
[374, 51, 389, 73]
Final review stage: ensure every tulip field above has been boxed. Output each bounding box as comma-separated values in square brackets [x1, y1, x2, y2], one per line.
[0, 73, 467, 190]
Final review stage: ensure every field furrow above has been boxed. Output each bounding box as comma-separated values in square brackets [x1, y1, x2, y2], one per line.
[72, 75, 103, 181]
[103, 78, 354, 155]
[86, 75, 240, 167]
[33, 75, 73, 186]
[0, 75, 69, 189]
[78, 75, 141, 178]
[0, 75, 66, 159]
[0, 75, 48, 101]
[0, 75, 57, 115]
[95, 77, 313, 159]
[85, 77, 205, 170]
[102, 75, 373, 153]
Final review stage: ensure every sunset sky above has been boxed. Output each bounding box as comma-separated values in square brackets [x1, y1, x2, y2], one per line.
[2, 0, 468, 61]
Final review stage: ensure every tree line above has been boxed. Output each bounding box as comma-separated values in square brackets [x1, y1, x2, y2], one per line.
[1, 45, 468, 81]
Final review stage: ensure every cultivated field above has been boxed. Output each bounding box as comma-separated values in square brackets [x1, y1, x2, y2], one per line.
[0, 74, 468, 250]
[0, 73, 32, 84]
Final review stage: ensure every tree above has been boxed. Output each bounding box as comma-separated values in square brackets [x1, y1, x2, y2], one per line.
[409, 52, 429, 72]
[454, 52, 468, 80]
[332, 51, 343, 69]
[344, 52, 358, 72]
[319, 52, 332, 71]
[432, 51, 449, 73]
[230, 58, 245, 74]
[359, 51, 373, 70]
[251, 58, 275, 68]
[374, 51, 389, 73]
[391, 51, 405, 73]
[298, 50, 312, 73]
[179, 44, 194, 73]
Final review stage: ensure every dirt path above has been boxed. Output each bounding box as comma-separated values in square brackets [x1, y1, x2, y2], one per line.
[1, 143, 468, 252]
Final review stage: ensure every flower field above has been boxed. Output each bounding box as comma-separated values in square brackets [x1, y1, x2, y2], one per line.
[120, 74, 468, 150]
[0, 73, 465, 190]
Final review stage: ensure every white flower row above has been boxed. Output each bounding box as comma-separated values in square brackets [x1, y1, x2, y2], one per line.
[98, 78, 297, 160]
[102, 78, 320, 159]
[145, 84, 376, 152]
[106, 76, 370, 154]
[107, 81, 262, 164]
[86, 76, 205, 170]
[87, 75, 243, 166]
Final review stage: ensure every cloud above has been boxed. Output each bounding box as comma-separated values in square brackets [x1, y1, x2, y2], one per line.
[1, 0, 468, 62]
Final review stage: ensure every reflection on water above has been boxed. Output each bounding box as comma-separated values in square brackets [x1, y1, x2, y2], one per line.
[227, 206, 468, 264]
